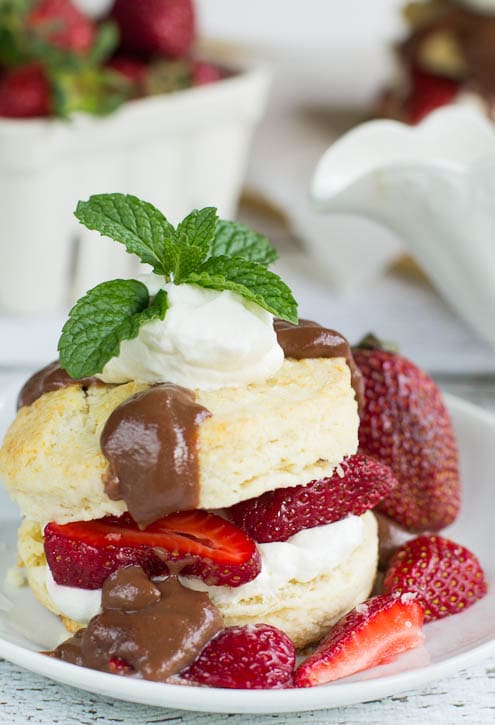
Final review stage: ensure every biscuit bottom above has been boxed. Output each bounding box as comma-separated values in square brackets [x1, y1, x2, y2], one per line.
[17, 512, 377, 650]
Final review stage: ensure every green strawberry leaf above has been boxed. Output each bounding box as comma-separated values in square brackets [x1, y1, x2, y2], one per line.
[88, 21, 119, 65]
[209, 219, 278, 266]
[75, 194, 177, 276]
[58, 280, 168, 378]
[184, 256, 298, 323]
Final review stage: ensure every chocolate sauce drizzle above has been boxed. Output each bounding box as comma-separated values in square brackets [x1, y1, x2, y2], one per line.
[101, 384, 211, 529]
[49, 566, 223, 682]
[17, 361, 101, 410]
[274, 319, 364, 409]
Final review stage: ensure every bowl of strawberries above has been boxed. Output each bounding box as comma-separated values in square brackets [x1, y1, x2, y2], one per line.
[0, 0, 270, 314]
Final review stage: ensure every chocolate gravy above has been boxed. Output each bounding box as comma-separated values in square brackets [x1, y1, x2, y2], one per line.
[101, 384, 211, 529]
[274, 319, 364, 409]
[17, 360, 101, 410]
[49, 566, 223, 682]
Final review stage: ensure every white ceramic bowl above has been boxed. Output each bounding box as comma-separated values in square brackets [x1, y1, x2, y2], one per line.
[0, 62, 270, 314]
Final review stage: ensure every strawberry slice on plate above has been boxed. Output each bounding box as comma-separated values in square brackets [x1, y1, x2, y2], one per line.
[383, 535, 487, 622]
[295, 594, 425, 687]
[228, 453, 398, 543]
[44, 511, 261, 590]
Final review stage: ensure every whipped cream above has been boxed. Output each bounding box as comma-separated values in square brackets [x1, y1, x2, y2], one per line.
[182, 515, 365, 606]
[46, 569, 102, 622]
[98, 277, 284, 390]
[44, 516, 364, 624]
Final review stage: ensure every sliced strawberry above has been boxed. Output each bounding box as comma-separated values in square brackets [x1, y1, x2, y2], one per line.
[383, 535, 487, 622]
[228, 454, 398, 543]
[295, 594, 425, 687]
[181, 624, 296, 689]
[44, 511, 261, 590]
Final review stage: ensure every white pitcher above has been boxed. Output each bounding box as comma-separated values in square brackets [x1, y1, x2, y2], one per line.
[311, 107, 495, 347]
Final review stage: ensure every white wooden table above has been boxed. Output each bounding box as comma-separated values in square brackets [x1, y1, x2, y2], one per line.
[0, 656, 494, 723]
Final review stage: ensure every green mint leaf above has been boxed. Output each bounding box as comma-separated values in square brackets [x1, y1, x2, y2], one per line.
[174, 244, 209, 284]
[58, 280, 168, 378]
[177, 207, 218, 248]
[209, 220, 278, 266]
[185, 256, 298, 324]
[75, 194, 177, 276]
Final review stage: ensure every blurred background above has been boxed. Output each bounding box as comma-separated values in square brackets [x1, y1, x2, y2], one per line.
[0, 0, 494, 407]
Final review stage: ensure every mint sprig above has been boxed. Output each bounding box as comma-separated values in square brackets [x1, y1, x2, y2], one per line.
[59, 193, 298, 377]
[75, 195, 177, 277]
[58, 281, 167, 379]
[184, 256, 296, 322]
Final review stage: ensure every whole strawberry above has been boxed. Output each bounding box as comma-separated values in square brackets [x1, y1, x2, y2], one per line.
[0, 64, 51, 118]
[181, 624, 296, 689]
[111, 0, 196, 58]
[383, 535, 487, 622]
[27, 0, 95, 54]
[354, 335, 460, 532]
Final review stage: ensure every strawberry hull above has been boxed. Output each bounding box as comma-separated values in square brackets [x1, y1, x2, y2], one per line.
[44, 511, 261, 590]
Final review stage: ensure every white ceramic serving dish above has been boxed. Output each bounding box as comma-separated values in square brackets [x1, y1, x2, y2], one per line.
[0, 62, 270, 314]
[311, 106, 495, 347]
[0, 371, 493, 714]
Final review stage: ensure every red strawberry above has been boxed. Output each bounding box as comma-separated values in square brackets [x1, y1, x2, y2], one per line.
[192, 60, 222, 86]
[228, 454, 398, 543]
[0, 64, 51, 118]
[28, 0, 95, 54]
[111, 0, 196, 59]
[181, 624, 296, 689]
[383, 535, 487, 622]
[408, 67, 459, 124]
[353, 337, 460, 532]
[44, 511, 261, 589]
[295, 594, 425, 687]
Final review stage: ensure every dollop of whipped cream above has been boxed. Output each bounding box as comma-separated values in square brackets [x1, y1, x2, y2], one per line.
[46, 569, 102, 622]
[44, 516, 364, 624]
[97, 275, 284, 390]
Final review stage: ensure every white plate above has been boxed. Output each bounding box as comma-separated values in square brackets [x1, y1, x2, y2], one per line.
[0, 374, 493, 714]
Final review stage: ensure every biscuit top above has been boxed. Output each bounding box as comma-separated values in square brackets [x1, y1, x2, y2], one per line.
[275, 319, 364, 408]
